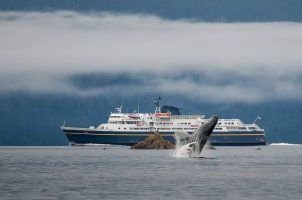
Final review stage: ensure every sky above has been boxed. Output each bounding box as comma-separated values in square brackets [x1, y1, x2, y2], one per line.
[1, 1, 302, 145]
[1, 11, 302, 103]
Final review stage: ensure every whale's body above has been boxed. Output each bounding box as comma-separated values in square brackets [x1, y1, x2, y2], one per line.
[175, 115, 219, 156]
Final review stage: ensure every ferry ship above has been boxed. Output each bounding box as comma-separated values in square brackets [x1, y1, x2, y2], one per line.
[61, 96, 266, 146]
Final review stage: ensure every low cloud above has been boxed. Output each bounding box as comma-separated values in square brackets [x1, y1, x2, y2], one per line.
[0, 11, 302, 102]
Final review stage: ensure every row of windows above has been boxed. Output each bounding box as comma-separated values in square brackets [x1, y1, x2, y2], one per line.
[126, 121, 140, 124]
[110, 121, 197, 126]
[118, 127, 150, 130]
[109, 116, 121, 118]
[218, 122, 236, 125]
[109, 121, 124, 124]
[157, 122, 172, 125]
[104, 126, 250, 131]
[109, 121, 141, 124]
[129, 128, 149, 130]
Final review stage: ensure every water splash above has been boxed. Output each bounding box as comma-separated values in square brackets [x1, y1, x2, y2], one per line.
[270, 143, 301, 146]
[173, 135, 212, 158]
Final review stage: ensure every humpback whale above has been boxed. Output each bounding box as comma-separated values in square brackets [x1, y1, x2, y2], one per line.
[174, 115, 219, 156]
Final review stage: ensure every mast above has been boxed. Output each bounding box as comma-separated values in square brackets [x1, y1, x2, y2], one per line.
[115, 105, 122, 113]
[153, 94, 162, 113]
[253, 116, 261, 124]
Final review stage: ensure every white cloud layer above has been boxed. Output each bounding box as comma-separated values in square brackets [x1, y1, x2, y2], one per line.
[0, 11, 302, 102]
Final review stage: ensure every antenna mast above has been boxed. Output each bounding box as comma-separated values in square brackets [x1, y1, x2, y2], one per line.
[116, 105, 122, 113]
[253, 116, 262, 124]
[154, 94, 162, 113]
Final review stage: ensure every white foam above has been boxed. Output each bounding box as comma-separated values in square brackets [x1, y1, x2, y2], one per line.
[269, 143, 301, 146]
[69, 143, 125, 147]
[173, 134, 213, 158]
[174, 143, 194, 158]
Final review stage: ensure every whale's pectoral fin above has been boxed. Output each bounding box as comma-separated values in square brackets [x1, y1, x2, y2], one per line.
[174, 131, 191, 140]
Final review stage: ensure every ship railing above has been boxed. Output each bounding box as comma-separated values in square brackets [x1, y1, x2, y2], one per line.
[245, 123, 260, 128]
[171, 115, 204, 119]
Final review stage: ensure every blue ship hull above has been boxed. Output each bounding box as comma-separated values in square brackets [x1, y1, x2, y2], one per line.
[62, 129, 266, 146]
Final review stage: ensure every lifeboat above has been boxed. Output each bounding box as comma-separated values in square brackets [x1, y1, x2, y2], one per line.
[128, 114, 140, 119]
[155, 112, 171, 118]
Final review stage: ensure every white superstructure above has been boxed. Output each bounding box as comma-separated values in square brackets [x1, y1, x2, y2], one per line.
[96, 104, 263, 134]
[61, 96, 266, 146]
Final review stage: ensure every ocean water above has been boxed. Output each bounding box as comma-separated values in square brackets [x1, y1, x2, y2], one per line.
[0, 145, 302, 200]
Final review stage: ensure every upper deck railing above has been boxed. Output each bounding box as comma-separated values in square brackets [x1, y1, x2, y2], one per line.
[171, 115, 204, 119]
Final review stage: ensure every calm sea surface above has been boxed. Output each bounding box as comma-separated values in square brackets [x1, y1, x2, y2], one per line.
[0, 145, 301, 200]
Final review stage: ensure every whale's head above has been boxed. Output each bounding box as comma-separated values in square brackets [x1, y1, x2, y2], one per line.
[194, 115, 219, 153]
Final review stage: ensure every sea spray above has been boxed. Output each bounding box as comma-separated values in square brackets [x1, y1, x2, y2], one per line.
[270, 143, 301, 146]
[173, 134, 212, 158]
[173, 134, 191, 157]
[173, 139, 213, 158]
[172, 115, 219, 158]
